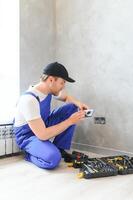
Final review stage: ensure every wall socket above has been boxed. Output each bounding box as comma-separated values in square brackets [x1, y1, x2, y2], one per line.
[94, 117, 106, 124]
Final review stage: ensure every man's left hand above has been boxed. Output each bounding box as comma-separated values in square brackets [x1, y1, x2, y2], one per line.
[75, 101, 89, 110]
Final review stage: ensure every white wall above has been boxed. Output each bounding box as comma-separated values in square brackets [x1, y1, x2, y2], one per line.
[20, 0, 56, 92]
[0, 0, 19, 123]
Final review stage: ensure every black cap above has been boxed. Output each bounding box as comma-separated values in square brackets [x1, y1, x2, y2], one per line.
[43, 62, 75, 83]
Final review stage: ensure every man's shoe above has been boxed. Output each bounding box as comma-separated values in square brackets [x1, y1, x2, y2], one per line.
[58, 148, 73, 162]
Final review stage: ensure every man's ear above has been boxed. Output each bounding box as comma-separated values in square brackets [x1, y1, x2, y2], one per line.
[48, 76, 54, 82]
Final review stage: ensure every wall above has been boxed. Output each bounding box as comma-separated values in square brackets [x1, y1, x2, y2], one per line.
[56, 0, 133, 155]
[20, 0, 56, 92]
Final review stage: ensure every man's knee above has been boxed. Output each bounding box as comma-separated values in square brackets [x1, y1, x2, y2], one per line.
[49, 150, 62, 169]
[67, 103, 78, 113]
[41, 148, 62, 169]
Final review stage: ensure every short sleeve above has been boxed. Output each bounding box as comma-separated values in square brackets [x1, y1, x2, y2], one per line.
[18, 95, 41, 121]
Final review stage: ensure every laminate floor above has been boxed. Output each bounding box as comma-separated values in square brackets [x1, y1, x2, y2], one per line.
[0, 151, 133, 200]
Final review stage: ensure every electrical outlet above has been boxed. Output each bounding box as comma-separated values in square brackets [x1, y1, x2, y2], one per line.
[94, 117, 106, 124]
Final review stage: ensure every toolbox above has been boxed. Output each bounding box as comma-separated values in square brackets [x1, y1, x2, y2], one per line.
[101, 155, 133, 175]
[64, 150, 88, 165]
[65, 151, 133, 179]
[77, 158, 118, 179]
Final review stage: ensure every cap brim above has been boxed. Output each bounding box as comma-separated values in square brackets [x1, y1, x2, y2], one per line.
[65, 77, 75, 83]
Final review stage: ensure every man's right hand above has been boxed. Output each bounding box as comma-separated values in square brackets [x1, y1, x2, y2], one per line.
[67, 110, 85, 125]
[28, 111, 85, 141]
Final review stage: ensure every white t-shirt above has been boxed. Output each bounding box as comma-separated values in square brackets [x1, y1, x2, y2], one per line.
[14, 86, 66, 127]
[14, 86, 48, 127]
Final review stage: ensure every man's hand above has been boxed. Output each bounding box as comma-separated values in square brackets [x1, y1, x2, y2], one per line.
[67, 110, 85, 125]
[75, 101, 89, 111]
[62, 93, 89, 110]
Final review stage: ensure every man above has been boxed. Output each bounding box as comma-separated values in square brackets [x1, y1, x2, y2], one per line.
[13, 62, 89, 169]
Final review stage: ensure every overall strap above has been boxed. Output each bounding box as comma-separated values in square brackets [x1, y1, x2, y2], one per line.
[24, 92, 40, 103]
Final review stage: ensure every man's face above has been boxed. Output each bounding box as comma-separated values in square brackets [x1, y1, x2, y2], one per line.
[50, 77, 66, 96]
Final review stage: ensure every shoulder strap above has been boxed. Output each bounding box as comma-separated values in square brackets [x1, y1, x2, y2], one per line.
[24, 92, 40, 103]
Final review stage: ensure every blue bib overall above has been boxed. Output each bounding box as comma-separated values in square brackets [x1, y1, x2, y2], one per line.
[13, 92, 78, 169]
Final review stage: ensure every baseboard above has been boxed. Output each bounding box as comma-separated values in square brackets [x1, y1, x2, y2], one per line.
[72, 142, 133, 157]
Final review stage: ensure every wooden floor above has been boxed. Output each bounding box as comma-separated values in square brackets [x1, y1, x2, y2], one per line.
[0, 151, 133, 200]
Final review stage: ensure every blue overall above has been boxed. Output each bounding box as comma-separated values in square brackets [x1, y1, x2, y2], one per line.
[13, 92, 78, 169]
